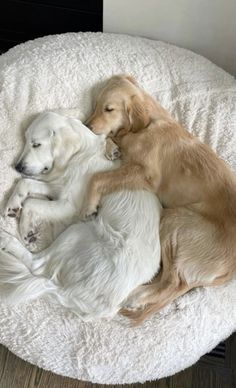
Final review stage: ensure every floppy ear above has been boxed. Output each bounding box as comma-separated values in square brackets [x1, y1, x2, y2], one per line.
[123, 74, 138, 85]
[113, 74, 138, 85]
[127, 95, 150, 132]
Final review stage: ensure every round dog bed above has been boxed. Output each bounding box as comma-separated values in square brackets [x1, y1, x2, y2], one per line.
[0, 32, 236, 384]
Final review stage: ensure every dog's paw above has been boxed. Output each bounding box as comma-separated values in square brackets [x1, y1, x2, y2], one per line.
[121, 299, 144, 312]
[24, 229, 38, 244]
[23, 226, 49, 252]
[24, 230, 39, 252]
[5, 193, 23, 218]
[121, 286, 149, 312]
[19, 201, 41, 252]
[105, 139, 121, 161]
[20, 204, 53, 252]
[6, 207, 21, 218]
[105, 146, 121, 161]
[80, 206, 99, 222]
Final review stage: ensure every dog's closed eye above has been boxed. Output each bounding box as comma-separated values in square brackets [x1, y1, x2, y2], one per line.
[104, 107, 114, 113]
[32, 143, 41, 148]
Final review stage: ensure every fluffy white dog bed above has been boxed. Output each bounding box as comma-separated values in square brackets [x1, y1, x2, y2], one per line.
[0, 32, 236, 384]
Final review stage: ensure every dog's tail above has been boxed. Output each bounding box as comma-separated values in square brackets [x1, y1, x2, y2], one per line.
[0, 252, 57, 304]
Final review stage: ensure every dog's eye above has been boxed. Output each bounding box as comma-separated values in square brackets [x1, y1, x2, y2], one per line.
[32, 143, 41, 148]
[104, 107, 114, 112]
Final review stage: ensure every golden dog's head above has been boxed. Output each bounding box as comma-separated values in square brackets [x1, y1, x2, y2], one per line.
[86, 75, 152, 136]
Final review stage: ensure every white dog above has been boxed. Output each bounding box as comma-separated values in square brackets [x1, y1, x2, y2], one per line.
[0, 112, 162, 320]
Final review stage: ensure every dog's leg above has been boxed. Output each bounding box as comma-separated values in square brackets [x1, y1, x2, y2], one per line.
[120, 207, 228, 324]
[105, 138, 121, 161]
[120, 271, 191, 325]
[120, 236, 192, 324]
[0, 229, 32, 267]
[20, 198, 74, 251]
[81, 164, 153, 220]
[120, 222, 189, 324]
[6, 179, 52, 218]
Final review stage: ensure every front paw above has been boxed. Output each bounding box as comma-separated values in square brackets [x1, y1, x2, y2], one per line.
[5, 194, 23, 218]
[80, 205, 99, 222]
[105, 139, 121, 161]
[105, 146, 121, 161]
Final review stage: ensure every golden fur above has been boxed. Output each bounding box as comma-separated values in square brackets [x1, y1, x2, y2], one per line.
[83, 75, 236, 324]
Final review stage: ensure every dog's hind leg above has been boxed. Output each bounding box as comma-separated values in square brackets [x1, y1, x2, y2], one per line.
[121, 207, 233, 325]
[6, 178, 53, 219]
[20, 198, 74, 251]
[120, 268, 192, 325]
[120, 209, 196, 324]
[0, 229, 33, 268]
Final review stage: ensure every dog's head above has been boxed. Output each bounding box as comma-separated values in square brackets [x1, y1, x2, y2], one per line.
[15, 112, 84, 176]
[86, 75, 152, 136]
[15, 114, 56, 176]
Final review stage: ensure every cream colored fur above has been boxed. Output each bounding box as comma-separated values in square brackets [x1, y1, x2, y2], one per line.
[84, 75, 236, 324]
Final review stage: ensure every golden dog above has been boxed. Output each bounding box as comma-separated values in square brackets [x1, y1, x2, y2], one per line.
[83, 74, 236, 324]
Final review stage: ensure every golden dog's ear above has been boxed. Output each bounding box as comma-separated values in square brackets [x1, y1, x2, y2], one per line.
[114, 74, 138, 85]
[127, 95, 150, 132]
[123, 74, 138, 85]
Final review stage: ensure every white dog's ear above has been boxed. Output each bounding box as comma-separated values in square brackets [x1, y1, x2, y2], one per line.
[126, 95, 150, 132]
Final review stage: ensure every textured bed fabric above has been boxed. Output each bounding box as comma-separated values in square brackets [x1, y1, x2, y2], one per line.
[0, 32, 236, 384]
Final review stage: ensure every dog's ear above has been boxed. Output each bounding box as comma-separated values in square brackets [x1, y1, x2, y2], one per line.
[127, 95, 150, 132]
[114, 74, 138, 86]
[123, 74, 138, 85]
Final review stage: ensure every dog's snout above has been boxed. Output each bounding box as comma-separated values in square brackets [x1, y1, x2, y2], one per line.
[15, 162, 24, 173]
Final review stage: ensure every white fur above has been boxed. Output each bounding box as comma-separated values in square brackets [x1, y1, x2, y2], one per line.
[0, 112, 161, 321]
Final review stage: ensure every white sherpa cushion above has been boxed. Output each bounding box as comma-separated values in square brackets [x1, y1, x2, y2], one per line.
[0, 32, 236, 384]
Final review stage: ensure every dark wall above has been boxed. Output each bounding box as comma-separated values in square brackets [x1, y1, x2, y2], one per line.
[0, 0, 103, 51]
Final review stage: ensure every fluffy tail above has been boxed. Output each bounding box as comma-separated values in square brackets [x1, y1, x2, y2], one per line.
[0, 252, 57, 304]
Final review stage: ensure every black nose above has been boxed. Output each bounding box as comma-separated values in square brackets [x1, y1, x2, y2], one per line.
[15, 162, 24, 173]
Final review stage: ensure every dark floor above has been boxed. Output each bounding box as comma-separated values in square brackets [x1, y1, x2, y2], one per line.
[0, 333, 235, 388]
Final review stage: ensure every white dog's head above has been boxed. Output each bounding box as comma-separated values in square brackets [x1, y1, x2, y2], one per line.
[15, 112, 91, 176]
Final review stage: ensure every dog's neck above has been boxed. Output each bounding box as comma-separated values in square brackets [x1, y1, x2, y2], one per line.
[43, 127, 106, 181]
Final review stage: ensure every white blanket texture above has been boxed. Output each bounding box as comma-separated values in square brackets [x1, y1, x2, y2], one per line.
[0, 32, 235, 384]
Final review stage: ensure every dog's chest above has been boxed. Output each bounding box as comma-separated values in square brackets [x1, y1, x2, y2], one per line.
[49, 168, 84, 199]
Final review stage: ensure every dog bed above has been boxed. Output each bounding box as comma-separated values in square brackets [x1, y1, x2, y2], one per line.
[0, 32, 236, 384]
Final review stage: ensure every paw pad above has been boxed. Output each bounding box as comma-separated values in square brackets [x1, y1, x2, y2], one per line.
[24, 230, 38, 243]
[7, 207, 20, 218]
